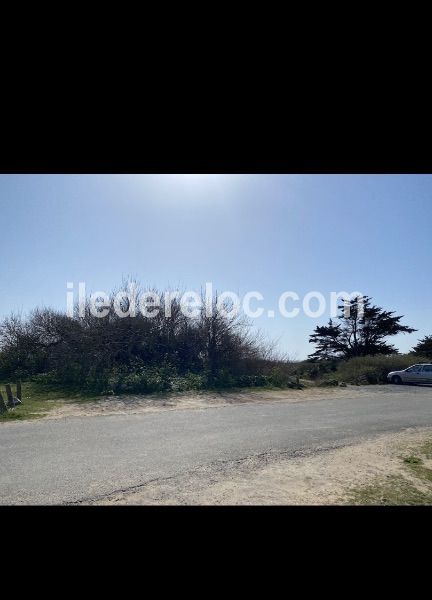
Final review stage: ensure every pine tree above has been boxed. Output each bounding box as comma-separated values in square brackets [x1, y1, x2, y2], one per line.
[412, 335, 432, 359]
[308, 296, 416, 361]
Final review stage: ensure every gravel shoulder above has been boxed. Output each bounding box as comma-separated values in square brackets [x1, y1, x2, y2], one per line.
[89, 426, 432, 505]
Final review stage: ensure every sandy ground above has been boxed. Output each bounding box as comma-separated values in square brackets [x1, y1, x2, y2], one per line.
[87, 427, 432, 505]
[45, 385, 368, 420]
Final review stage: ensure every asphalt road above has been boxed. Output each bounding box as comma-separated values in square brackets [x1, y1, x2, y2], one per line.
[1, 385, 432, 504]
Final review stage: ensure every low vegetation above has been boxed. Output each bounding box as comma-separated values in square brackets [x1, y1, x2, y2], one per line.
[298, 353, 431, 386]
[348, 438, 432, 505]
[0, 380, 98, 422]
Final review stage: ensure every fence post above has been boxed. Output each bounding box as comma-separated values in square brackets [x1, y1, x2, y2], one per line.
[17, 381, 22, 401]
[0, 392, 7, 413]
[5, 384, 14, 408]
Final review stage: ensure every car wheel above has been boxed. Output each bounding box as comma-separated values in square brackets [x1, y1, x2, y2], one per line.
[391, 375, 403, 385]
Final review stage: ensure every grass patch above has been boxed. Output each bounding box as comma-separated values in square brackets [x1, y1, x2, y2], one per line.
[418, 440, 432, 459]
[347, 435, 432, 505]
[403, 455, 422, 465]
[348, 475, 432, 505]
[402, 452, 432, 484]
[0, 380, 99, 422]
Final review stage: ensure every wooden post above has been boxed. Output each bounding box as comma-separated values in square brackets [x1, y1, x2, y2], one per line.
[5, 384, 14, 407]
[0, 392, 7, 413]
[17, 381, 22, 401]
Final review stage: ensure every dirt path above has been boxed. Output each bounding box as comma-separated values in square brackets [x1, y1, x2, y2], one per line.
[45, 385, 371, 420]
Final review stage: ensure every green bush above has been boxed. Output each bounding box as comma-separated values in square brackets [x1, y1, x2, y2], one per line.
[213, 369, 237, 388]
[169, 372, 207, 392]
[302, 360, 338, 380]
[32, 371, 59, 385]
[99, 365, 209, 395]
[236, 374, 270, 387]
[268, 367, 292, 387]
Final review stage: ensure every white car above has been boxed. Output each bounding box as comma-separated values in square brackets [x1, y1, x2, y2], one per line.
[387, 363, 432, 385]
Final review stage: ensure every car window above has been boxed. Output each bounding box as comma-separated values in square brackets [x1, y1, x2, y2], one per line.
[406, 366, 422, 372]
[423, 365, 432, 372]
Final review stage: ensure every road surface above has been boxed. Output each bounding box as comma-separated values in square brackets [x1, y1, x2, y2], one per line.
[1, 385, 432, 504]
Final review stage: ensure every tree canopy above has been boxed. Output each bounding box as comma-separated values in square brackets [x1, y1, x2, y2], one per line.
[412, 335, 432, 359]
[308, 296, 416, 361]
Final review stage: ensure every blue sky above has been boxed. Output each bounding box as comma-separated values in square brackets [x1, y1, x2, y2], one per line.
[0, 174, 431, 359]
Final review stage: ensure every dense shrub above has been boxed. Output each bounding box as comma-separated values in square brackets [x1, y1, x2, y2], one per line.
[300, 360, 337, 380]
[236, 374, 270, 387]
[268, 366, 293, 387]
[0, 284, 294, 394]
[331, 354, 430, 385]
